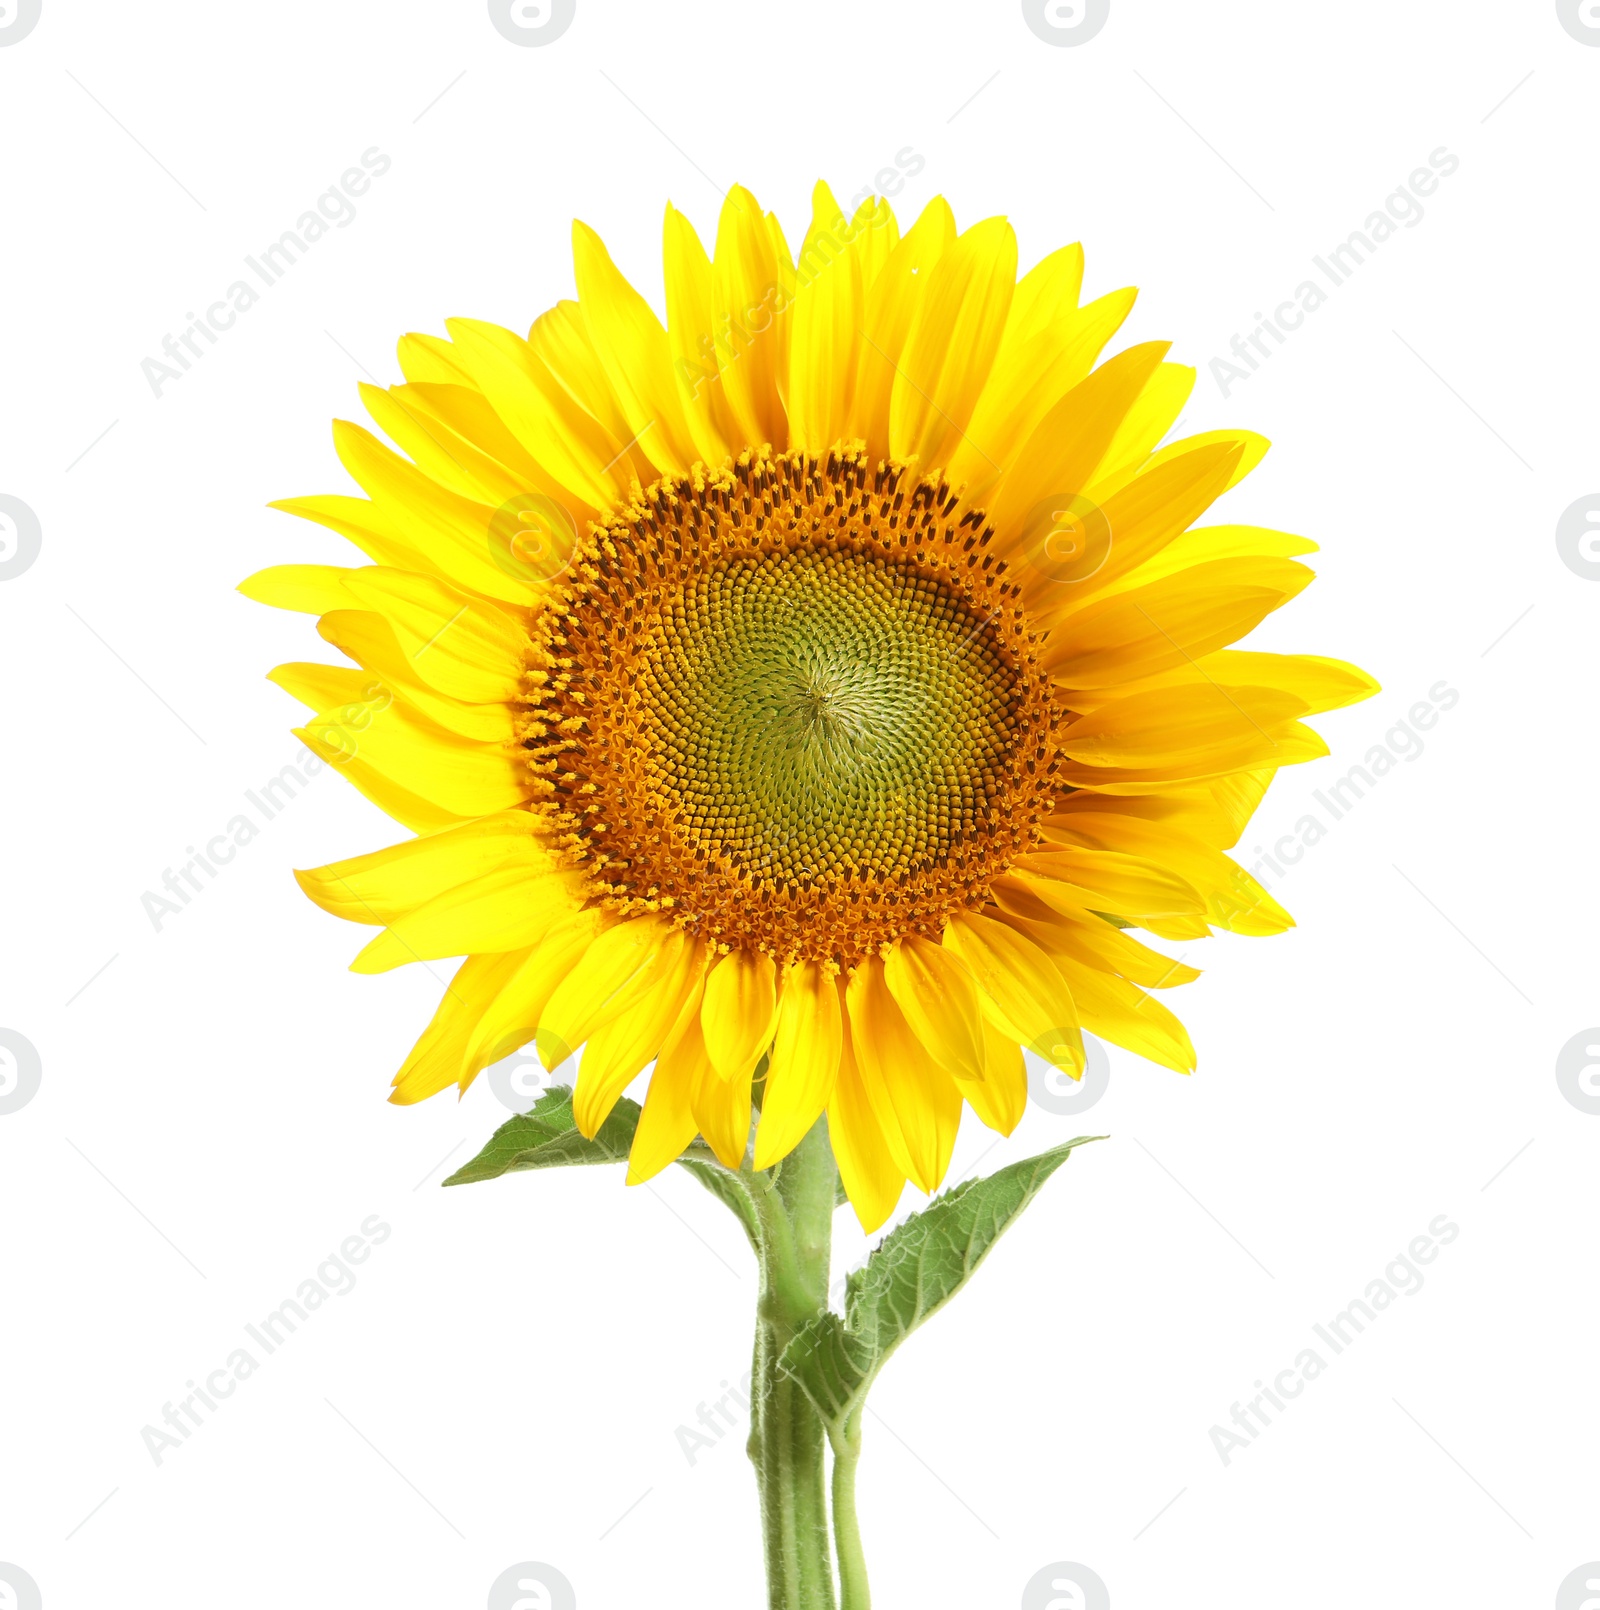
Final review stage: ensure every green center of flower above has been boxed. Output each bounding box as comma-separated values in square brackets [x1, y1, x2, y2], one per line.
[644, 546, 1017, 886]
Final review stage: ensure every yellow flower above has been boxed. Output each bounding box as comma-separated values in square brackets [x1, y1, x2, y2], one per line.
[245, 182, 1375, 1231]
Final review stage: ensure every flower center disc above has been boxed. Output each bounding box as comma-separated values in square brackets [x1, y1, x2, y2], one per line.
[655, 544, 1013, 882]
[522, 448, 1065, 965]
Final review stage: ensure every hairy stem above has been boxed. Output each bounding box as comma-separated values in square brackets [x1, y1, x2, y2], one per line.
[830, 1413, 870, 1610]
[748, 1118, 840, 1609]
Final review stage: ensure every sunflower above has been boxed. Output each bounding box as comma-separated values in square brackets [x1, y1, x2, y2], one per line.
[244, 182, 1375, 1231]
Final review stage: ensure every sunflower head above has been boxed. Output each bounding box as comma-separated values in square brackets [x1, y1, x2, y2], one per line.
[525, 446, 1067, 967]
[245, 181, 1376, 1231]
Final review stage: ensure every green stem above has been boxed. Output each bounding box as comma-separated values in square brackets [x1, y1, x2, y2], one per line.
[748, 1119, 840, 1610]
[830, 1414, 871, 1610]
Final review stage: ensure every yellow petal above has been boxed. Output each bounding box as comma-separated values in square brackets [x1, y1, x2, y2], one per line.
[1090, 361, 1197, 489]
[573, 938, 708, 1138]
[1024, 439, 1249, 623]
[1058, 685, 1325, 776]
[990, 341, 1172, 539]
[1196, 769, 1276, 844]
[268, 660, 386, 719]
[1048, 954, 1196, 1074]
[315, 611, 514, 741]
[627, 992, 704, 1185]
[1040, 810, 1293, 937]
[882, 934, 987, 1084]
[461, 907, 608, 1078]
[1011, 847, 1206, 920]
[294, 725, 468, 834]
[292, 695, 527, 822]
[963, 245, 1087, 472]
[342, 568, 526, 703]
[888, 215, 1016, 470]
[442, 317, 629, 510]
[688, 1042, 754, 1170]
[295, 811, 553, 925]
[327, 420, 541, 603]
[388, 949, 532, 1105]
[754, 959, 843, 1170]
[1058, 775, 1278, 850]
[764, 206, 796, 413]
[1217, 652, 1378, 714]
[1092, 426, 1268, 508]
[526, 298, 627, 427]
[851, 195, 900, 291]
[1109, 521, 1318, 585]
[270, 493, 436, 579]
[951, 279, 1137, 502]
[849, 196, 955, 459]
[572, 220, 697, 476]
[960, 1019, 1028, 1136]
[1040, 558, 1312, 688]
[1089, 648, 1379, 717]
[942, 911, 1084, 1074]
[995, 891, 1202, 988]
[785, 182, 865, 455]
[710, 186, 788, 451]
[700, 949, 778, 1082]
[238, 564, 351, 614]
[536, 916, 679, 1071]
[359, 380, 548, 511]
[827, 1003, 907, 1233]
[396, 331, 477, 386]
[845, 956, 961, 1195]
[348, 863, 587, 972]
[663, 203, 739, 468]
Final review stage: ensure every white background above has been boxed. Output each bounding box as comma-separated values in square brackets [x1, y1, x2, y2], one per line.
[1, 2, 1596, 1606]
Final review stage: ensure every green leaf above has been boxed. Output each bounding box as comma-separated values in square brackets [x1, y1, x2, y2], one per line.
[780, 1135, 1104, 1432]
[443, 1085, 639, 1185]
[444, 1085, 769, 1257]
[678, 1158, 764, 1252]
